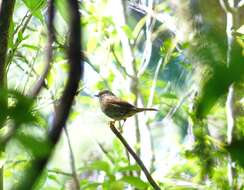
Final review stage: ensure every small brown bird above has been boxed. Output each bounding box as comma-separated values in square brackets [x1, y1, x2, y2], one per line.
[95, 90, 158, 121]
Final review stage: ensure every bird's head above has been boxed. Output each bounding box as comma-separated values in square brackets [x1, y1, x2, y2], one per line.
[95, 90, 115, 98]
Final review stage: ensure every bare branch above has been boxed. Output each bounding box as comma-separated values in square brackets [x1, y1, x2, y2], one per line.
[49, 0, 82, 142]
[96, 141, 115, 163]
[109, 122, 161, 190]
[110, 45, 134, 78]
[28, 0, 55, 97]
[12, 0, 83, 189]
[64, 127, 80, 190]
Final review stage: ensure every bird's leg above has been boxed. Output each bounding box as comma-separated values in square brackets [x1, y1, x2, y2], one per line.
[118, 119, 126, 133]
[109, 120, 116, 127]
[118, 121, 123, 133]
[121, 119, 126, 128]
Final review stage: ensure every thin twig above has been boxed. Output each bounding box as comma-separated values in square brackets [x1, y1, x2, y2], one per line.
[166, 89, 193, 119]
[6, 12, 32, 69]
[64, 127, 80, 190]
[110, 45, 134, 78]
[109, 122, 161, 190]
[128, 1, 177, 34]
[7, 0, 45, 69]
[147, 37, 178, 108]
[96, 141, 115, 164]
[48, 169, 73, 177]
[137, 0, 154, 77]
[28, 0, 55, 97]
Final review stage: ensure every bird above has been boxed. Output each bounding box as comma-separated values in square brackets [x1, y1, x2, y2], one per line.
[95, 90, 158, 121]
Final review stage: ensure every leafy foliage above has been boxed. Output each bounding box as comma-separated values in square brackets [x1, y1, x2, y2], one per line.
[0, 0, 243, 190]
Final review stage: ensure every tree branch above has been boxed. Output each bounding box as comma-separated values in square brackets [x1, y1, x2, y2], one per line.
[64, 127, 80, 190]
[13, 0, 83, 189]
[28, 0, 55, 97]
[0, 0, 16, 86]
[48, 169, 73, 177]
[219, 0, 236, 13]
[109, 122, 161, 190]
[48, 0, 82, 143]
[0, 1, 16, 190]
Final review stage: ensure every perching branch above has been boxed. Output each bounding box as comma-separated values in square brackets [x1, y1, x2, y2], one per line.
[109, 122, 161, 190]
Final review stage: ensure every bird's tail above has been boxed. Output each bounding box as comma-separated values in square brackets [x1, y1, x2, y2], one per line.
[136, 108, 158, 112]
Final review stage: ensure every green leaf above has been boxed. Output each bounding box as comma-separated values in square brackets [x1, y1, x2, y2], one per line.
[16, 131, 51, 158]
[33, 169, 48, 190]
[160, 38, 173, 55]
[22, 0, 45, 22]
[133, 16, 146, 39]
[120, 176, 148, 189]
[196, 42, 243, 119]
[89, 160, 111, 174]
[55, 0, 69, 22]
[87, 37, 98, 53]
[22, 44, 39, 50]
[226, 139, 244, 168]
[117, 164, 140, 173]
[122, 25, 134, 40]
[8, 91, 36, 125]
[80, 181, 101, 190]
[109, 181, 124, 190]
[161, 93, 178, 99]
[48, 174, 60, 184]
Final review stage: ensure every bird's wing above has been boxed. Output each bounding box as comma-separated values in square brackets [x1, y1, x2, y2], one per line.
[106, 96, 136, 110]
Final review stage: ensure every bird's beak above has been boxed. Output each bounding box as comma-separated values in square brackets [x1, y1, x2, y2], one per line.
[94, 94, 99, 97]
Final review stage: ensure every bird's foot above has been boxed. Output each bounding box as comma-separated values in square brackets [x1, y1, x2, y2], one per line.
[109, 120, 116, 127]
[118, 125, 123, 133]
[118, 119, 126, 133]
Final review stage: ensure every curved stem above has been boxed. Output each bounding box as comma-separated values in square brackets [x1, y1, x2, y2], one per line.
[64, 127, 80, 190]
